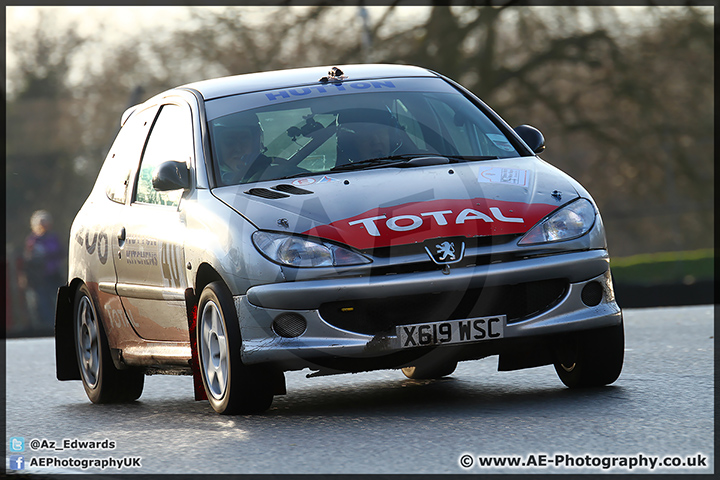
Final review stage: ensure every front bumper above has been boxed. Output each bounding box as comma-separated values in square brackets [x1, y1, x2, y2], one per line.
[235, 249, 621, 370]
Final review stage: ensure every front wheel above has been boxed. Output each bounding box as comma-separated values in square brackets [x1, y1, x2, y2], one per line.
[553, 321, 624, 388]
[197, 282, 274, 414]
[74, 284, 144, 403]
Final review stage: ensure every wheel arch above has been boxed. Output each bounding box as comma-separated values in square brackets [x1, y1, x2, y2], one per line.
[192, 263, 287, 400]
[195, 262, 226, 297]
[187, 262, 227, 401]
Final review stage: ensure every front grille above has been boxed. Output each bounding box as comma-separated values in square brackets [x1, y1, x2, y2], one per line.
[366, 234, 521, 258]
[319, 279, 568, 336]
[366, 252, 520, 277]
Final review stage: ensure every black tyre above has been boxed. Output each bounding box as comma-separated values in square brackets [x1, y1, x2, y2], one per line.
[197, 281, 274, 414]
[402, 360, 458, 380]
[553, 321, 624, 388]
[74, 284, 144, 403]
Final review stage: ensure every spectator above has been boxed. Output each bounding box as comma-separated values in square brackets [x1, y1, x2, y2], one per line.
[21, 210, 64, 331]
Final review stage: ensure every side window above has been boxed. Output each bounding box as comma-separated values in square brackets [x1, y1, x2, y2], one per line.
[135, 104, 193, 207]
[103, 106, 159, 204]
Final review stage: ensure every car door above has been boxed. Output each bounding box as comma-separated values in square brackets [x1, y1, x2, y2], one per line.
[78, 104, 160, 349]
[113, 102, 193, 341]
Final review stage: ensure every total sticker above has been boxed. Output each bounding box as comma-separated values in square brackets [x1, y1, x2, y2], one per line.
[478, 167, 529, 187]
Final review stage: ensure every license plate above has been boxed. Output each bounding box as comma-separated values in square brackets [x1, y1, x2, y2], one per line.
[397, 315, 506, 348]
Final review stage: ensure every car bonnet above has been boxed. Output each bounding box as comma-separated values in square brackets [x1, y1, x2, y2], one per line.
[211, 157, 579, 250]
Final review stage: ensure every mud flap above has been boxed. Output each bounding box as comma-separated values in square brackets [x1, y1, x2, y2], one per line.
[185, 289, 207, 401]
[55, 285, 81, 380]
[269, 367, 287, 396]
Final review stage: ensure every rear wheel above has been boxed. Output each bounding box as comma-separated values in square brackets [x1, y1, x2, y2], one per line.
[553, 321, 624, 388]
[74, 284, 144, 403]
[197, 281, 274, 414]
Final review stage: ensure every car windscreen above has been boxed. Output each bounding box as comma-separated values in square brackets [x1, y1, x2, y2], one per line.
[206, 77, 523, 186]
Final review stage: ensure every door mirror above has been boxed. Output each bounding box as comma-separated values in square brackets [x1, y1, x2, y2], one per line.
[514, 125, 545, 154]
[152, 161, 190, 191]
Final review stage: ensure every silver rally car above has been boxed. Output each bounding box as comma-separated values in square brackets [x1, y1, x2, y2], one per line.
[55, 64, 623, 414]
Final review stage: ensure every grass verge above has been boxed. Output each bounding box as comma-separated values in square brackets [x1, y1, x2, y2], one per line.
[610, 248, 714, 285]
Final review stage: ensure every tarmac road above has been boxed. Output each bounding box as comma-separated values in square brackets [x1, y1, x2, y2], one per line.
[4, 305, 714, 475]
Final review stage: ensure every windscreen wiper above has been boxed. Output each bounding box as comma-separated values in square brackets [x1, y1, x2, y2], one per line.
[440, 155, 499, 162]
[329, 154, 441, 172]
[329, 154, 499, 172]
[278, 154, 501, 180]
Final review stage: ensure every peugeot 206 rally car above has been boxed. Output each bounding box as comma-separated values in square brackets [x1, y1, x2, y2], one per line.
[55, 64, 623, 414]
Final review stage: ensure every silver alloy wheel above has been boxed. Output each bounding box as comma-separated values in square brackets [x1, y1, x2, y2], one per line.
[199, 300, 229, 400]
[76, 295, 100, 388]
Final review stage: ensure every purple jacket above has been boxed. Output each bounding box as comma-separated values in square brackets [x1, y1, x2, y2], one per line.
[24, 231, 63, 283]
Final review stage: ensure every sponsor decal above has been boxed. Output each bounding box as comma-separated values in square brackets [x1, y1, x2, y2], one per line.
[486, 134, 516, 152]
[104, 304, 139, 329]
[123, 236, 159, 266]
[75, 229, 110, 265]
[292, 177, 317, 186]
[302, 198, 558, 249]
[317, 175, 340, 184]
[265, 81, 396, 102]
[478, 167, 529, 187]
[160, 242, 184, 289]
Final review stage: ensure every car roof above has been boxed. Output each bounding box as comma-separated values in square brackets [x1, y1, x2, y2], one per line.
[177, 64, 439, 101]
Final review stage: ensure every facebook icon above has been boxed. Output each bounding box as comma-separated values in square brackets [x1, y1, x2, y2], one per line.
[10, 455, 25, 470]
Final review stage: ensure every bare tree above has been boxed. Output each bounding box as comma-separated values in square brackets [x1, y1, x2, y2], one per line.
[363, 4, 712, 255]
[6, 11, 93, 251]
[5, 4, 713, 259]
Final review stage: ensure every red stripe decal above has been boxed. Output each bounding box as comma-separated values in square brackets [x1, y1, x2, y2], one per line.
[302, 198, 557, 249]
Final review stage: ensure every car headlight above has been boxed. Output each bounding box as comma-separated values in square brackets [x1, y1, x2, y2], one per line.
[252, 231, 372, 267]
[518, 198, 596, 245]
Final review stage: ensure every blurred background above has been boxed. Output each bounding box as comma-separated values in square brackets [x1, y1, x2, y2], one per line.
[5, 4, 714, 336]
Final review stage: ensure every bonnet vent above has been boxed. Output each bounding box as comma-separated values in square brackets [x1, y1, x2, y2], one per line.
[244, 188, 290, 199]
[273, 184, 313, 195]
